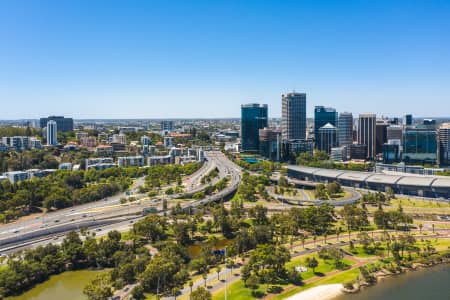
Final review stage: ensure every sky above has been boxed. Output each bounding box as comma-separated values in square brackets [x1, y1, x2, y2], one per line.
[0, 0, 449, 119]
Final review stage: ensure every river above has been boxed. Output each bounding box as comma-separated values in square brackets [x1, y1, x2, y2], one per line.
[335, 264, 450, 300]
[6, 270, 103, 300]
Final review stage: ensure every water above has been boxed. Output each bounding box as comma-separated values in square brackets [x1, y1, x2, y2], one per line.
[6, 270, 103, 300]
[335, 264, 450, 300]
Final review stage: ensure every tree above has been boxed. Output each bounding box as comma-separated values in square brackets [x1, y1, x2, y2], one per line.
[131, 284, 145, 300]
[215, 266, 222, 280]
[83, 273, 113, 300]
[190, 286, 212, 300]
[246, 274, 260, 295]
[306, 257, 318, 274]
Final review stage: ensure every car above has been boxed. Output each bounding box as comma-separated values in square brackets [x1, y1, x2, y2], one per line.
[95, 228, 102, 232]
[82, 214, 87, 218]
[13, 230, 19, 234]
[54, 219, 60, 223]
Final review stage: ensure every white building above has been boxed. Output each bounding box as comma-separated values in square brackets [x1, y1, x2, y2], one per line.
[117, 156, 145, 167]
[46, 120, 58, 146]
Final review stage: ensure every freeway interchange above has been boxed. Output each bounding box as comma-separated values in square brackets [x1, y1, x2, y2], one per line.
[0, 151, 241, 254]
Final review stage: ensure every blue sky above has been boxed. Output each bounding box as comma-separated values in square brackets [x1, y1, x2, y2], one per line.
[1, 0, 449, 119]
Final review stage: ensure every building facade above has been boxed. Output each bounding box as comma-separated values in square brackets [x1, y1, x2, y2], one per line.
[338, 112, 353, 147]
[40, 116, 73, 132]
[281, 92, 306, 140]
[314, 106, 338, 149]
[46, 120, 58, 146]
[241, 103, 268, 152]
[317, 123, 338, 154]
[259, 127, 281, 161]
[402, 127, 437, 165]
[358, 113, 376, 159]
[439, 123, 450, 166]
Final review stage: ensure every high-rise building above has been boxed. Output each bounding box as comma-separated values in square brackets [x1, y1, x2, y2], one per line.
[281, 92, 306, 140]
[241, 103, 268, 152]
[317, 123, 338, 154]
[438, 123, 450, 166]
[40, 116, 73, 132]
[387, 125, 403, 142]
[338, 112, 353, 147]
[259, 127, 281, 161]
[403, 114, 413, 126]
[376, 121, 389, 154]
[358, 113, 376, 159]
[161, 120, 174, 135]
[402, 127, 437, 165]
[46, 120, 58, 146]
[314, 106, 338, 149]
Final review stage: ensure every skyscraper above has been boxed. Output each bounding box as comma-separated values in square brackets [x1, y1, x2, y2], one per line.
[241, 103, 268, 152]
[358, 113, 376, 159]
[376, 121, 389, 154]
[438, 123, 450, 166]
[46, 120, 58, 146]
[403, 114, 413, 126]
[317, 123, 338, 154]
[281, 92, 306, 140]
[314, 106, 338, 149]
[338, 112, 353, 147]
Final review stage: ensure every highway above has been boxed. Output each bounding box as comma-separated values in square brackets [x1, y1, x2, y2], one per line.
[0, 151, 241, 254]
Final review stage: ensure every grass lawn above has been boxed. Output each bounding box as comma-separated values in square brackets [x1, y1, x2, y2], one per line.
[270, 268, 360, 300]
[286, 254, 355, 281]
[213, 278, 289, 300]
[342, 245, 383, 258]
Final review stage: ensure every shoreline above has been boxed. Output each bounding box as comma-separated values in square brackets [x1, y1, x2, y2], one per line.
[285, 284, 344, 300]
[342, 258, 450, 295]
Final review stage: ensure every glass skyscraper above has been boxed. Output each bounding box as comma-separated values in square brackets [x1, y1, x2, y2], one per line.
[358, 113, 376, 159]
[282, 92, 306, 140]
[317, 123, 338, 154]
[314, 106, 338, 149]
[241, 103, 268, 152]
[338, 112, 353, 147]
[402, 127, 437, 165]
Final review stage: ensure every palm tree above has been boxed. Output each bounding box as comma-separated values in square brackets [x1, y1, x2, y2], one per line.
[203, 272, 208, 287]
[419, 223, 423, 234]
[215, 266, 222, 280]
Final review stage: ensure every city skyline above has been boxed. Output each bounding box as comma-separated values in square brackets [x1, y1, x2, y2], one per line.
[1, 1, 450, 119]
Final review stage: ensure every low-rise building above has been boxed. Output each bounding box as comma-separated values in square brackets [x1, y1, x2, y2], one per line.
[117, 156, 145, 167]
[148, 155, 172, 166]
[96, 145, 114, 156]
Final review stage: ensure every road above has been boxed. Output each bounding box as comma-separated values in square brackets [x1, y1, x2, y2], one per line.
[0, 151, 241, 254]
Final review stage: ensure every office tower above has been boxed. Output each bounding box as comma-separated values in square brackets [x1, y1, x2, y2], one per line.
[317, 123, 338, 154]
[403, 114, 413, 126]
[423, 119, 436, 126]
[387, 125, 403, 142]
[140, 135, 152, 146]
[281, 92, 306, 140]
[46, 120, 58, 146]
[161, 120, 174, 135]
[40, 116, 73, 132]
[241, 103, 268, 152]
[349, 144, 367, 160]
[259, 127, 281, 161]
[338, 112, 353, 147]
[376, 121, 389, 154]
[438, 123, 450, 166]
[402, 127, 437, 165]
[358, 113, 376, 159]
[382, 139, 401, 164]
[314, 106, 338, 149]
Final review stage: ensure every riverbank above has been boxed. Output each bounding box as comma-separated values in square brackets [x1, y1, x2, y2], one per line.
[343, 256, 450, 295]
[285, 284, 343, 300]
[335, 263, 450, 300]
